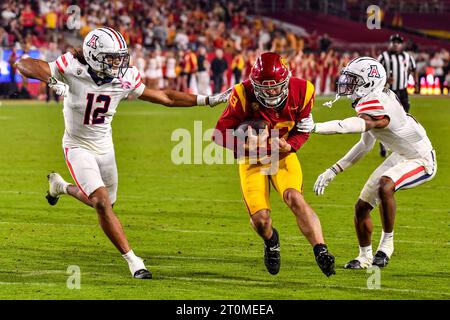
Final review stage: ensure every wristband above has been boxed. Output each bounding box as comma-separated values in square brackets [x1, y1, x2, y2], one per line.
[330, 164, 342, 174]
[196, 95, 207, 106]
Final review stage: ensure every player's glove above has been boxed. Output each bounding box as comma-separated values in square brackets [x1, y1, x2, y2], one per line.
[313, 165, 340, 196]
[297, 114, 315, 133]
[48, 77, 69, 97]
[208, 86, 233, 107]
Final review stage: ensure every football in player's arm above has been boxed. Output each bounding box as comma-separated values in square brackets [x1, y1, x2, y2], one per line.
[298, 57, 437, 269]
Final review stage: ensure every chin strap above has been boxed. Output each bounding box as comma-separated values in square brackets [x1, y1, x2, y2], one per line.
[323, 94, 340, 108]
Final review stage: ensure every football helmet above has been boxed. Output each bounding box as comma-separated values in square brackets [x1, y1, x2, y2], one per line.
[250, 52, 291, 109]
[82, 27, 130, 78]
[336, 57, 386, 101]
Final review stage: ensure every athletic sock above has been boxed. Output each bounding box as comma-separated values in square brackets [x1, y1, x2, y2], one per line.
[122, 249, 146, 275]
[357, 245, 373, 261]
[377, 230, 394, 257]
[61, 182, 70, 194]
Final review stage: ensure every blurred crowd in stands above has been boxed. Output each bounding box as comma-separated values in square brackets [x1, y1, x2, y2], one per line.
[1, 0, 450, 98]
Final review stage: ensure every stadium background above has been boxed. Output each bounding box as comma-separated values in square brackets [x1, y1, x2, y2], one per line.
[0, 0, 449, 301]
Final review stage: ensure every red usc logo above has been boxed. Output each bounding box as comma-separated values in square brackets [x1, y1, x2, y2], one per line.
[368, 65, 381, 78]
[86, 35, 99, 49]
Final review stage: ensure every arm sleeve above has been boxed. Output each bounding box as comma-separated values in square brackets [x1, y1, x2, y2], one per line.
[286, 80, 314, 151]
[287, 129, 310, 152]
[48, 52, 73, 82]
[335, 131, 376, 170]
[213, 85, 247, 154]
[314, 117, 367, 134]
[130, 67, 145, 98]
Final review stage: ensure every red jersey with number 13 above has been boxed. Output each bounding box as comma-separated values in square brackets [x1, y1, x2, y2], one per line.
[214, 77, 315, 155]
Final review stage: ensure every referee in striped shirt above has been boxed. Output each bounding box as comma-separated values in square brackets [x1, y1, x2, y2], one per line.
[377, 34, 417, 157]
[378, 34, 417, 112]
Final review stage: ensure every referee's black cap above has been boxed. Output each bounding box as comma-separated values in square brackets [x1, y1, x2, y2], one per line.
[389, 34, 404, 43]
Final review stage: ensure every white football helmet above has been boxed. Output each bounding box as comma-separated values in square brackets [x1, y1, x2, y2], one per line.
[337, 57, 387, 101]
[82, 27, 130, 78]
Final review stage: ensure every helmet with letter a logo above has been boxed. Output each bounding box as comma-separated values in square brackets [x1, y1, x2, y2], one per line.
[250, 52, 291, 109]
[336, 56, 386, 101]
[82, 27, 130, 79]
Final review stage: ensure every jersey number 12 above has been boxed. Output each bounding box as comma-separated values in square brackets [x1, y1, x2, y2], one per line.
[83, 93, 111, 125]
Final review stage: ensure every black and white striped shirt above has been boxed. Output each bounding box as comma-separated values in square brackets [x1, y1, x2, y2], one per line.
[378, 51, 416, 91]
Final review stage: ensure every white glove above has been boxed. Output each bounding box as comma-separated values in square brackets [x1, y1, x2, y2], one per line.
[208, 86, 232, 107]
[48, 77, 69, 97]
[296, 114, 315, 133]
[313, 167, 339, 196]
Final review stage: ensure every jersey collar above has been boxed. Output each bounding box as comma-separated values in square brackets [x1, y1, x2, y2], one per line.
[88, 67, 114, 86]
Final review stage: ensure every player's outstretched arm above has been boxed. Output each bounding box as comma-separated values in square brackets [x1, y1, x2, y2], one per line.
[297, 113, 389, 134]
[334, 131, 376, 171]
[15, 57, 51, 82]
[138, 87, 231, 108]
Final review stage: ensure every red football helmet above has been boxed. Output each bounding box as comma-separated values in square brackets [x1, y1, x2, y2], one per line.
[250, 52, 291, 109]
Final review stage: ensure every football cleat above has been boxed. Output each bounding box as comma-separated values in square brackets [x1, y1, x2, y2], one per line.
[372, 251, 389, 268]
[264, 228, 281, 275]
[314, 244, 336, 277]
[133, 269, 152, 279]
[46, 172, 68, 206]
[344, 257, 372, 269]
[379, 142, 387, 158]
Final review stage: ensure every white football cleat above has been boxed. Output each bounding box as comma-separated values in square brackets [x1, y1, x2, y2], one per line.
[46, 172, 69, 206]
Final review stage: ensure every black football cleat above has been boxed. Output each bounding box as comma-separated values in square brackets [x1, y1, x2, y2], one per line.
[379, 142, 387, 158]
[46, 191, 59, 206]
[133, 269, 152, 279]
[314, 244, 336, 277]
[372, 251, 389, 268]
[264, 229, 281, 275]
[344, 259, 363, 269]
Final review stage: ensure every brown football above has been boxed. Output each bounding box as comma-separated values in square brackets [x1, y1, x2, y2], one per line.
[234, 119, 269, 141]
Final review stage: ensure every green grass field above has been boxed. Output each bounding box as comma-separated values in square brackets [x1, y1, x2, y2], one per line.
[0, 96, 448, 300]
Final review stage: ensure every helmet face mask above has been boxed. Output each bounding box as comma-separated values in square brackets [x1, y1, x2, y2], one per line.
[336, 71, 365, 96]
[250, 52, 291, 110]
[95, 51, 130, 78]
[251, 75, 290, 109]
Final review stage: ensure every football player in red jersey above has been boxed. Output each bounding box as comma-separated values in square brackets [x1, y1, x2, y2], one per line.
[213, 52, 335, 277]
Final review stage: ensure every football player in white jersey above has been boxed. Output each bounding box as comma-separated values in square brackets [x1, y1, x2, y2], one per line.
[15, 27, 230, 279]
[297, 57, 437, 269]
